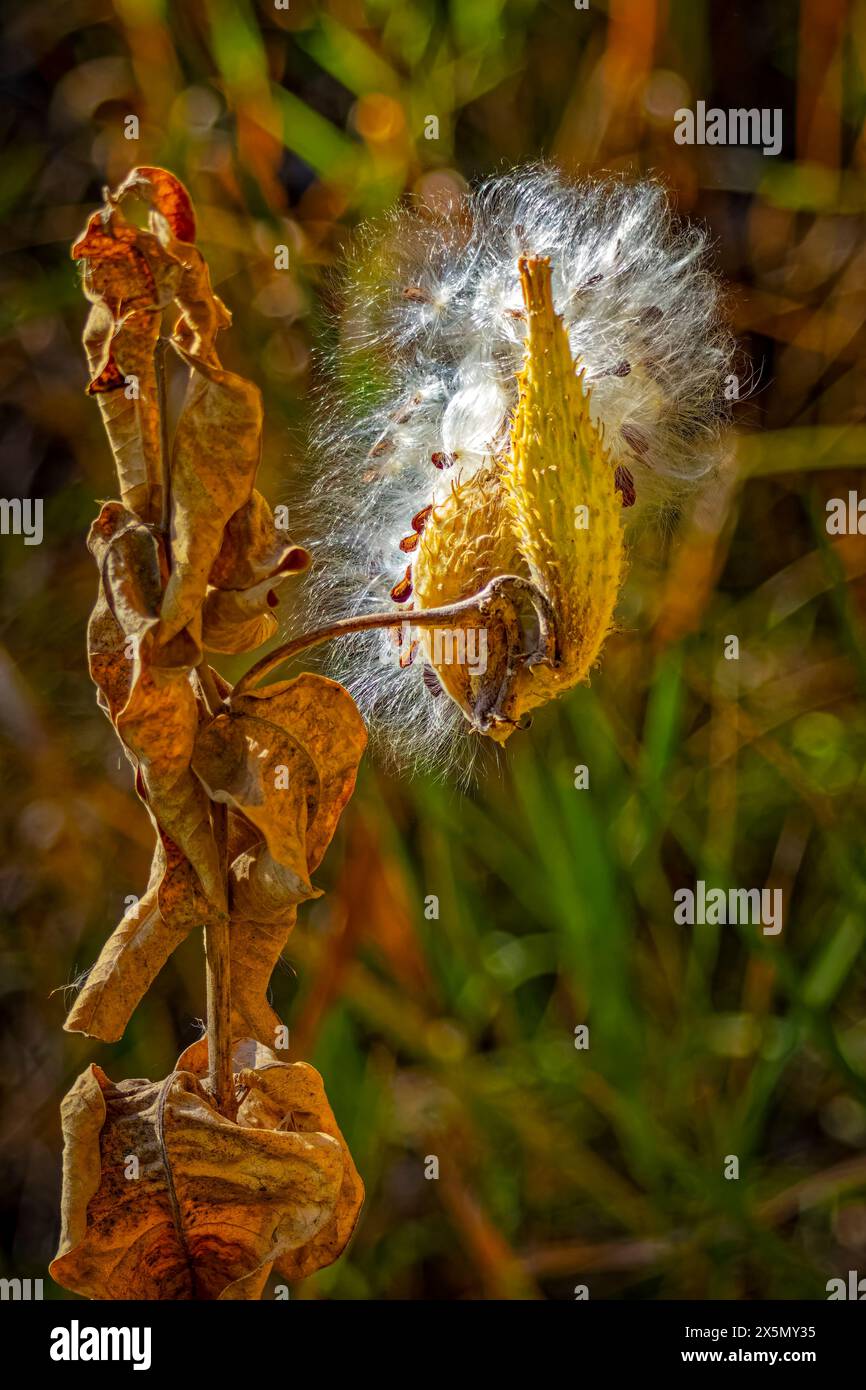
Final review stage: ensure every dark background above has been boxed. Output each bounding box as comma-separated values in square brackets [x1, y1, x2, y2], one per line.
[2, 0, 866, 1300]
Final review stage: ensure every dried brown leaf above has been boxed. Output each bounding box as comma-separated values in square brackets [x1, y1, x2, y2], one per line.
[158, 347, 263, 643]
[227, 911, 299, 1044]
[86, 501, 221, 907]
[50, 1045, 358, 1300]
[251, 1061, 364, 1284]
[191, 674, 366, 1043]
[72, 209, 182, 524]
[118, 665, 223, 908]
[209, 490, 308, 590]
[230, 673, 368, 873]
[113, 165, 197, 244]
[65, 833, 215, 1043]
[201, 566, 307, 655]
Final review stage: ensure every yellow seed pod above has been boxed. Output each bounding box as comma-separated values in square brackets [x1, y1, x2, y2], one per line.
[500, 256, 626, 721]
[412, 467, 520, 721]
[411, 255, 626, 742]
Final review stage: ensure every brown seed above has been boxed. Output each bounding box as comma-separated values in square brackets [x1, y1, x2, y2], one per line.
[422, 664, 443, 696]
[399, 532, 419, 553]
[393, 392, 424, 424]
[411, 504, 433, 532]
[399, 640, 419, 670]
[614, 464, 636, 508]
[390, 566, 413, 603]
[431, 451, 455, 469]
[403, 286, 433, 304]
[621, 423, 649, 458]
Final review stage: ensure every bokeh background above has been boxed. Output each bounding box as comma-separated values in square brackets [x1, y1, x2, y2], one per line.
[2, 0, 866, 1300]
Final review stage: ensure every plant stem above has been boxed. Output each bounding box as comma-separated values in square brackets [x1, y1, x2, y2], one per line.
[232, 574, 558, 697]
[196, 662, 235, 1118]
[155, 336, 171, 536]
[160, 339, 235, 1110]
[204, 803, 235, 1118]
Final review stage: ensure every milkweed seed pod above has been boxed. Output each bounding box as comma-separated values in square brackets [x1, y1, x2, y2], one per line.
[305, 165, 733, 775]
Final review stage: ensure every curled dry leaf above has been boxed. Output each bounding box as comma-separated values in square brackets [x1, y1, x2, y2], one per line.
[202, 553, 309, 654]
[192, 673, 367, 1043]
[117, 663, 224, 909]
[50, 1044, 363, 1300]
[171, 1038, 365, 1285]
[200, 573, 291, 654]
[158, 348, 264, 643]
[72, 166, 262, 647]
[209, 490, 303, 591]
[203, 490, 310, 653]
[113, 164, 197, 245]
[86, 501, 222, 909]
[65, 831, 214, 1043]
[72, 209, 181, 525]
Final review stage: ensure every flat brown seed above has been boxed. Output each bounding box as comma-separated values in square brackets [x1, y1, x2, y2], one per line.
[621, 423, 649, 458]
[390, 567, 413, 603]
[614, 464, 636, 507]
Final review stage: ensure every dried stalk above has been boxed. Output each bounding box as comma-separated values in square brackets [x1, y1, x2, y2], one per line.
[232, 574, 558, 697]
[195, 662, 234, 1118]
[157, 334, 234, 1118]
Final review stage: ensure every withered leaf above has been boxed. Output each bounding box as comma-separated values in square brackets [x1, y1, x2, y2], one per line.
[158, 347, 263, 643]
[202, 565, 307, 655]
[88, 581, 134, 725]
[194, 706, 316, 893]
[69, 167, 368, 1302]
[247, 1060, 364, 1285]
[72, 208, 182, 524]
[191, 674, 366, 1044]
[113, 165, 197, 245]
[118, 664, 224, 909]
[202, 492, 309, 654]
[230, 673, 368, 874]
[65, 832, 216, 1044]
[209, 490, 307, 591]
[176, 1040, 365, 1284]
[227, 910, 298, 1045]
[86, 501, 221, 907]
[50, 1045, 360, 1300]
[113, 165, 230, 364]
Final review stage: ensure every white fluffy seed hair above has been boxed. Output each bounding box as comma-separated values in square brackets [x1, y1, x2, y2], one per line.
[296, 164, 735, 778]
